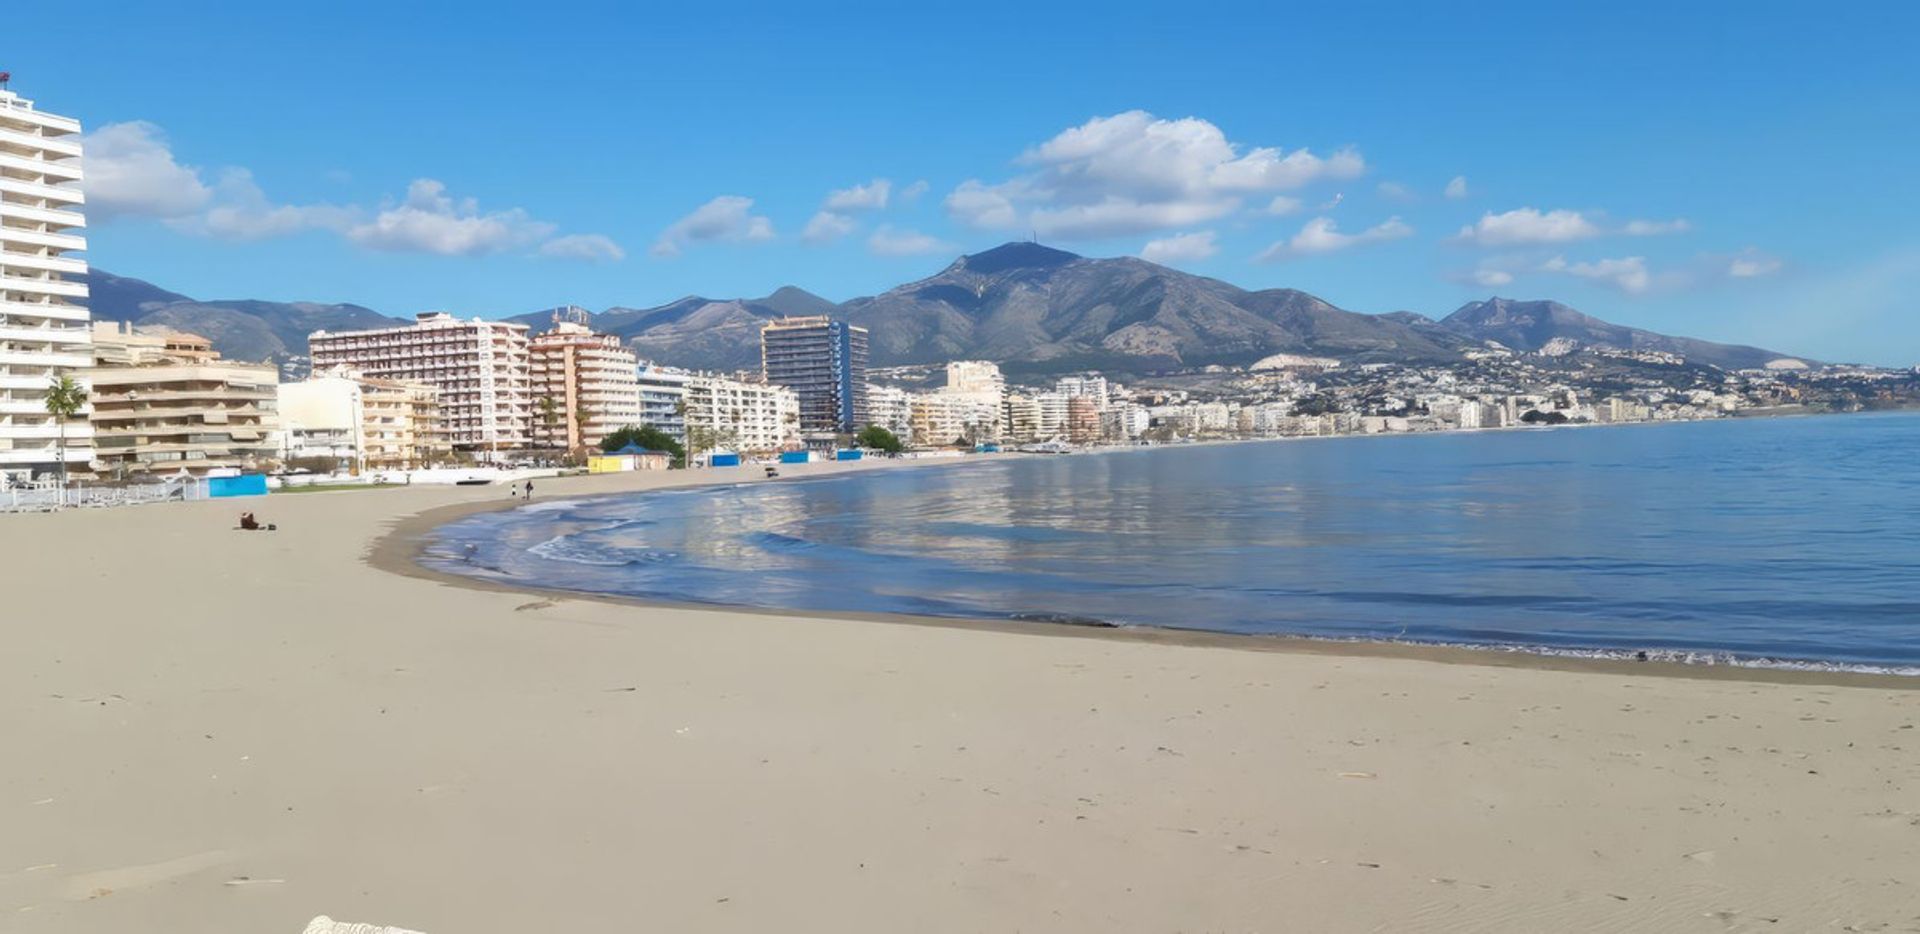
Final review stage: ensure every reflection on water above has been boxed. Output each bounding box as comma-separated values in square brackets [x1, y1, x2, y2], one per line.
[425, 413, 1920, 670]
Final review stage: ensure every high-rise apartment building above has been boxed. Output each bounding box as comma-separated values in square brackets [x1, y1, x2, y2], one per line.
[761, 316, 867, 435]
[683, 373, 798, 454]
[0, 85, 92, 482]
[309, 312, 531, 456]
[864, 383, 913, 443]
[529, 317, 640, 451]
[89, 324, 279, 477]
[635, 361, 691, 444]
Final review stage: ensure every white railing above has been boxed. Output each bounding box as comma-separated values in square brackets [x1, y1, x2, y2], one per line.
[0, 477, 210, 512]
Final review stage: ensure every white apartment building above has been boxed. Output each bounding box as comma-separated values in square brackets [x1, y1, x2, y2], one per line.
[1002, 393, 1042, 443]
[1055, 375, 1109, 407]
[1033, 391, 1069, 439]
[0, 86, 92, 482]
[636, 361, 691, 444]
[865, 383, 913, 441]
[529, 320, 640, 451]
[910, 391, 1000, 447]
[683, 373, 798, 454]
[309, 312, 531, 456]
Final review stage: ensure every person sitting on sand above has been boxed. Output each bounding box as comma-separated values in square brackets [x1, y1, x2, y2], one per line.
[238, 511, 276, 531]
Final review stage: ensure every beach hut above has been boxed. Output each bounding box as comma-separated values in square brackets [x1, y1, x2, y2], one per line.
[588, 443, 672, 473]
[707, 451, 742, 468]
[835, 449, 864, 461]
[779, 450, 815, 465]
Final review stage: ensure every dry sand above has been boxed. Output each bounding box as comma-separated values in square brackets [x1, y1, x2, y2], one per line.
[3, 460, 1918, 933]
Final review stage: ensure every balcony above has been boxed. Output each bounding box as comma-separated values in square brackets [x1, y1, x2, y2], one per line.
[0, 349, 91, 368]
[0, 175, 84, 206]
[0, 323, 91, 345]
[0, 201, 84, 230]
[0, 250, 87, 276]
[0, 227, 87, 253]
[0, 151, 83, 183]
[0, 274, 87, 299]
[0, 126, 82, 158]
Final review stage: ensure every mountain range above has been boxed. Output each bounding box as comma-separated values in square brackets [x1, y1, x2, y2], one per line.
[83, 243, 1809, 375]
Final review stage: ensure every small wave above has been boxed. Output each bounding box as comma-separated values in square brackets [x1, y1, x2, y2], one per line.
[516, 498, 589, 514]
[528, 534, 676, 568]
[1286, 633, 1920, 677]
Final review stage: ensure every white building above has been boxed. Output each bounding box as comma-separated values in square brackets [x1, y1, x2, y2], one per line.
[865, 383, 913, 441]
[1055, 375, 1109, 408]
[1033, 391, 1069, 439]
[0, 85, 93, 482]
[278, 368, 448, 470]
[1102, 403, 1150, 440]
[636, 361, 691, 444]
[309, 312, 532, 456]
[683, 374, 798, 454]
[1002, 393, 1043, 443]
[910, 392, 999, 448]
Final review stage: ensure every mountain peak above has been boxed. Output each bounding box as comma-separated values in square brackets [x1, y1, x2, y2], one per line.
[958, 242, 1081, 275]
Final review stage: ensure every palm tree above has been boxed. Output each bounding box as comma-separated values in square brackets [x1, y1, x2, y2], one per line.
[536, 396, 560, 450]
[43, 375, 87, 486]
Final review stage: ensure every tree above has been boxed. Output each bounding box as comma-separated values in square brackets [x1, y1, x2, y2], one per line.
[43, 375, 87, 485]
[856, 424, 904, 454]
[536, 396, 561, 448]
[600, 424, 687, 467]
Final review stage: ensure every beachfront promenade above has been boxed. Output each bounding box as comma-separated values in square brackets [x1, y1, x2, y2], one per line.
[3, 461, 1918, 932]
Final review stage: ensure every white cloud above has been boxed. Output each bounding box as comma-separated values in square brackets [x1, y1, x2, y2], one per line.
[1623, 218, 1692, 236]
[1265, 195, 1303, 216]
[1727, 251, 1783, 278]
[823, 179, 892, 212]
[945, 110, 1364, 240]
[1140, 231, 1220, 265]
[190, 168, 355, 241]
[345, 179, 554, 256]
[1455, 208, 1602, 246]
[900, 180, 930, 202]
[1457, 207, 1694, 246]
[867, 225, 954, 257]
[1541, 255, 1652, 294]
[539, 233, 626, 263]
[1470, 268, 1514, 287]
[1256, 216, 1412, 262]
[79, 121, 213, 220]
[1376, 181, 1416, 202]
[1444, 176, 1469, 200]
[651, 195, 775, 257]
[801, 210, 858, 244]
[1319, 193, 1344, 210]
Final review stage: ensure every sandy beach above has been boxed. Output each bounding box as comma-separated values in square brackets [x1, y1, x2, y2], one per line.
[4, 460, 1918, 933]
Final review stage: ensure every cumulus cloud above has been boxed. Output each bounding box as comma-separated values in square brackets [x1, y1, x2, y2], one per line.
[538, 233, 626, 262]
[1444, 176, 1469, 200]
[899, 180, 930, 202]
[651, 195, 775, 257]
[945, 110, 1364, 240]
[1256, 216, 1412, 262]
[823, 179, 892, 212]
[1376, 181, 1416, 203]
[344, 179, 554, 256]
[1140, 231, 1219, 265]
[1454, 208, 1602, 246]
[189, 168, 355, 241]
[867, 225, 954, 257]
[1469, 268, 1514, 287]
[80, 121, 213, 220]
[1541, 255, 1653, 294]
[801, 210, 858, 245]
[1456, 207, 1694, 246]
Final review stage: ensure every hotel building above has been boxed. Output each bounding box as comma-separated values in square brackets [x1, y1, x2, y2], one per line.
[278, 367, 449, 470]
[88, 324, 278, 477]
[761, 316, 868, 435]
[0, 85, 92, 482]
[309, 312, 531, 456]
[529, 317, 641, 452]
[864, 383, 913, 443]
[683, 373, 798, 454]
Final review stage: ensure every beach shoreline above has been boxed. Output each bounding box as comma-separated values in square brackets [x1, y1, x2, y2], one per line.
[376, 451, 1920, 690]
[7, 458, 1920, 932]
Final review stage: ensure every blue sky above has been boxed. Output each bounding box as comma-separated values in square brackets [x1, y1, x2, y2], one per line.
[11, 1, 1918, 363]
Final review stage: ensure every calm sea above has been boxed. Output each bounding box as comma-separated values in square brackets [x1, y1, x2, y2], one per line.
[423, 412, 1920, 672]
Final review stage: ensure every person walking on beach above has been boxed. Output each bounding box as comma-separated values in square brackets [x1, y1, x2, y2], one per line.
[524, 479, 534, 501]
